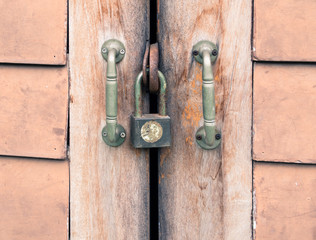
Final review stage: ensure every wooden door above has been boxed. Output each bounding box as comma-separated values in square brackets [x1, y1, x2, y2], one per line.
[158, 1, 252, 239]
[69, 1, 150, 239]
[70, 0, 252, 239]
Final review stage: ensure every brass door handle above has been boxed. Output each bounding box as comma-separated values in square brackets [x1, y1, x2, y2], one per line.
[192, 41, 221, 150]
[101, 39, 126, 147]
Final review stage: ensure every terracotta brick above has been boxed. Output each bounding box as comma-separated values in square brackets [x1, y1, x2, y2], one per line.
[253, 63, 316, 163]
[0, 157, 69, 240]
[0, 65, 68, 159]
[253, 0, 316, 61]
[254, 162, 316, 240]
[0, 0, 67, 64]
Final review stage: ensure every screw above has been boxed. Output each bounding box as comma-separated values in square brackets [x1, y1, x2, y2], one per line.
[120, 132, 126, 138]
[212, 49, 218, 56]
[103, 131, 107, 137]
[192, 50, 199, 56]
[120, 49, 125, 55]
[196, 135, 202, 141]
[215, 133, 221, 140]
[102, 48, 107, 53]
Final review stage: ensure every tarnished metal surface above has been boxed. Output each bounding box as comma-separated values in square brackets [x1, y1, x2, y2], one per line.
[149, 43, 159, 93]
[101, 39, 126, 147]
[142, 42, 149, 87]
[134, 70, 166, 117]
[131, 114, 171, 148]
[157, 70, 166, 116]
[192, 40, 221, 150]
[131, 70, 170, 148]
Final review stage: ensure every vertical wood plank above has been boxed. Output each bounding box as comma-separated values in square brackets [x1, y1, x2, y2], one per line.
[0, 0, 67, 65]
[69, 1, 149, 239]
[158, 0, 252, 239]
[0, 157, 69, 240]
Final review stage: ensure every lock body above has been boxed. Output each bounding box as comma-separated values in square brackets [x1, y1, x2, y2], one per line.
[131, 114, 171, 148]
[131, 70, 171, 148]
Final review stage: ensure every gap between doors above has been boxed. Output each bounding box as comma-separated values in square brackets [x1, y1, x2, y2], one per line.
[149, 0, 159, 239]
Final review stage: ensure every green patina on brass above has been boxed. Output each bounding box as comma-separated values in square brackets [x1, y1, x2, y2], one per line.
[101, 39, 126, 147]
[134, 70, 166, 117]
[131, 70, 171, 148]
[192, 40, 221, 150]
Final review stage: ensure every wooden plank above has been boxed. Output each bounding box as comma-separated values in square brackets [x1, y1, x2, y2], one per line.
[253, 63, 316, 163]
[253, 0, 316, 61]
[253, 162, 316, 240]
[0, 157, 69, 240]
[69, 1, 149, 239]
[158, 0, 252, 239]
[0, 65, 68, 159]
[0, 0, 67, 65]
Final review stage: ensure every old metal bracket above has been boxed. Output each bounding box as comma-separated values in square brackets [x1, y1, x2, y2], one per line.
[192, 40, 221, 150]
[142, 43, 160, 94]
[100, 39, 126, 147]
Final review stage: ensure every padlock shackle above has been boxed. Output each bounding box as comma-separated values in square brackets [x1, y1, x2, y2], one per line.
[158, 70, 167, 116]
[134, 70, 167, 118]
[135, 71, 143, 118]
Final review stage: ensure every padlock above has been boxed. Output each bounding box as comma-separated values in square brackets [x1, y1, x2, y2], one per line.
[131, 70, 171, 148]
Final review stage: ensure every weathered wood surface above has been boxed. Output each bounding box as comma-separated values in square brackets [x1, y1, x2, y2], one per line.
[158, 0, 252, 239]
[0, 0, 67, 65]
[253, 0, 316, 61]
[69, 1, 149, 239]
[0, 157, 69, 240]
[253, 162, 316, 240]
[0, 65, 68, 159]
[253, 63, 316, 163]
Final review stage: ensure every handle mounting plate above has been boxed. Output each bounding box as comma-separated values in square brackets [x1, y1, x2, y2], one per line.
[195, 127, 221, 150]
[102, 124, 126, 147]
[192, 40, 218, 64]
[101, 39, 125, 63]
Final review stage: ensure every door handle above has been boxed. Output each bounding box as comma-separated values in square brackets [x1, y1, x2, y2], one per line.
[101, 39, 126, 147]
[192, 41, 221, 150]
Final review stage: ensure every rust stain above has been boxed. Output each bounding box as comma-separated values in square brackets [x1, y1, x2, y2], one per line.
[182, 102, 202, 128]
[135, 149, 141, 158]
[183, 66, 203, 124]
[159, 173, 165, 185]
[185, 136, 193, 145]
[160, 148, 171, 167]
[181, 65, 203, 145]
[70, 95, 74, 103]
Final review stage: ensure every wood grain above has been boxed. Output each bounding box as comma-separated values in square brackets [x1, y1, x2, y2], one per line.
[69, 0, 149, 239]
[253, 162, 316, 240]
[0, 65, 68, 159]
[158, 0, 252, 239]
[253, 0, 316, 61]
[253, 63, 316, 163]
[0, 0, 67, 65]
[0, 157, 69, 240]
